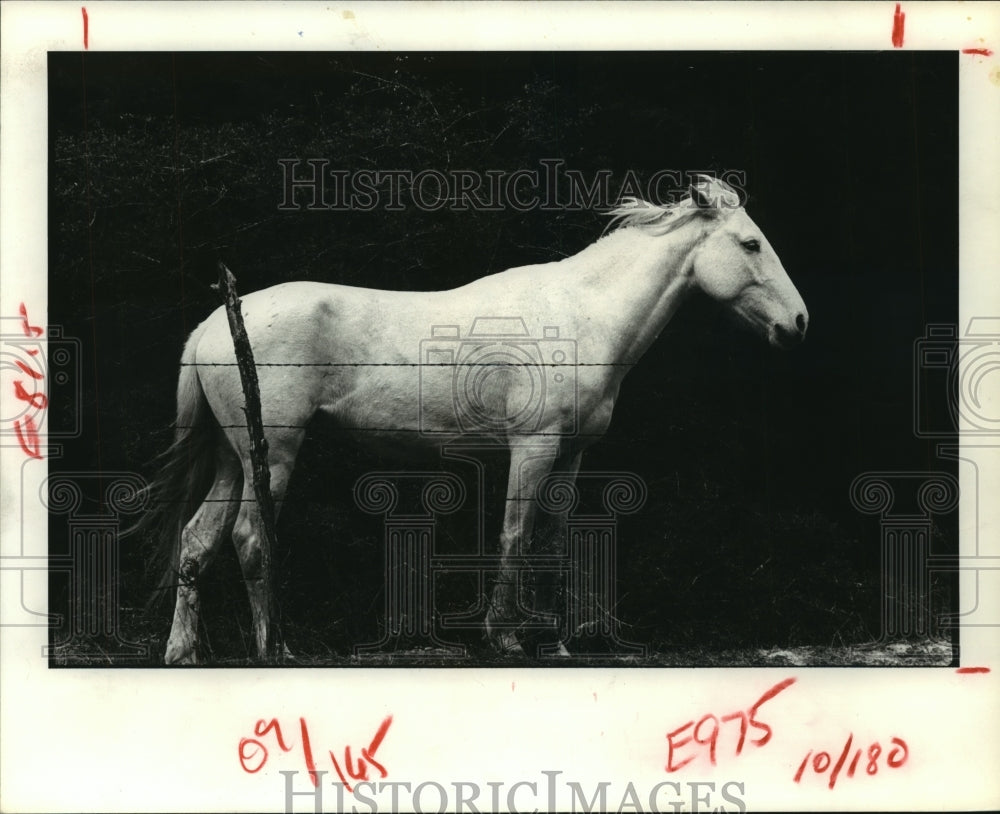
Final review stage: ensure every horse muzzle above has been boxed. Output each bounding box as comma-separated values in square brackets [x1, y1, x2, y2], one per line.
[771, 312, 808, 349]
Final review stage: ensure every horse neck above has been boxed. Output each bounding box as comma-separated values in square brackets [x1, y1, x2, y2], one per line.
[569, 222, 703, 365]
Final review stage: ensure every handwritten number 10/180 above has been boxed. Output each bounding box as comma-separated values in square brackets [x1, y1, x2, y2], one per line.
[794, 735, 908, 790]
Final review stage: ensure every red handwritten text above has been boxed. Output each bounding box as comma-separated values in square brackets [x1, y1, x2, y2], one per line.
[665, 677, 796, 773]
[794, 734, 908, 790]
[891, 4, 905, 48]
[19, 304, 43, 338]
[239, 715, 392, 791]
[12, 304, 46, 459]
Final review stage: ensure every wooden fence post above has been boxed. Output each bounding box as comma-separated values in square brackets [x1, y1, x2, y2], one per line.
[214, 262, 282, 663]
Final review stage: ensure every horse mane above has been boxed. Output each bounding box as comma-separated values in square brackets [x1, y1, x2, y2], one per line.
[604, 177, 742, 237]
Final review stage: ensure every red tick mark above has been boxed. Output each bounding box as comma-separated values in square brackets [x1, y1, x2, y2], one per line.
[13, 380, 48, 410]
[82, 7, 89, 50]
[956, 666, 990, 674]
[19, 303, 43, 337]
[15, 360, 44, 380]
[14, 416, 42, 460]
[891, 4, 905, 48]
[962, 48, 993, 56]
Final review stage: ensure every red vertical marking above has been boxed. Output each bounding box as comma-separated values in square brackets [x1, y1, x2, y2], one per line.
[299, 718, 319, 787]
[891, 4, 905, 48]
[82, 8, 89, 49]
[828, 733, 854, 790]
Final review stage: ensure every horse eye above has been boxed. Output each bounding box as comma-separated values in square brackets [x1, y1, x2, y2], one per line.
[741, 238, 761, 252]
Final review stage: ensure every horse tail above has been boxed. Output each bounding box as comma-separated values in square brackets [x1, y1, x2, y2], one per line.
[131, 319, 219, 607]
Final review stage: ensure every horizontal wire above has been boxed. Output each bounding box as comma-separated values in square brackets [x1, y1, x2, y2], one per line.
[142, 496, 560, 505]
[180, 361, 634, 367]
[174, 425, 603, 435]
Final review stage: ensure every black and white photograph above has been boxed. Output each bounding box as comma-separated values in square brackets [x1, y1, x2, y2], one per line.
[44, 48, 959, 667]
[2, 3, 999, 812]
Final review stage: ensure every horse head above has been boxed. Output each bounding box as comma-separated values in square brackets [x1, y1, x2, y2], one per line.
[686, 177, 808, 348]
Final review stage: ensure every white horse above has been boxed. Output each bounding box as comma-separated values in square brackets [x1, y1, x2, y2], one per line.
[145, 176, 808, 663]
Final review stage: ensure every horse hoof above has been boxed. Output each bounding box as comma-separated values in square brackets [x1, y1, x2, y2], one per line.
[164, 648, 198, 665]
[494, 632, 525, 656]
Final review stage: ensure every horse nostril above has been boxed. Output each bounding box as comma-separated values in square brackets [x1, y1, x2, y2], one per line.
[795, 312, 807, 334]
[774, 320, 805, 349]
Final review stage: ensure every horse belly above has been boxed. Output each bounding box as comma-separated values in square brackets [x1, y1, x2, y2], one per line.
[318, 365, 422, 431]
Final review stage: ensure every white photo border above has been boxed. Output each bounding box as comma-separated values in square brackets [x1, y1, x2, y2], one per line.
[2, 2, 999, 812]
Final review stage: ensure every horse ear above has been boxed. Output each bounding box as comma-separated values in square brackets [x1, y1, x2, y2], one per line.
[689, 182, 715, 212]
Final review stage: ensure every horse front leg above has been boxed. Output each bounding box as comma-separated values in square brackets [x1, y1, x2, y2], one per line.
[486, 442, 559, 655]
[530, 451, 583, 657]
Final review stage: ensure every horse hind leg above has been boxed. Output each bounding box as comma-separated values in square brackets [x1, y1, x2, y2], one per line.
[164, 451, 243, 665]
[230, 430, 303, 661]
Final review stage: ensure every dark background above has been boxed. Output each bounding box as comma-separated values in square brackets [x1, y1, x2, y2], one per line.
[48, 51, 958, 664]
